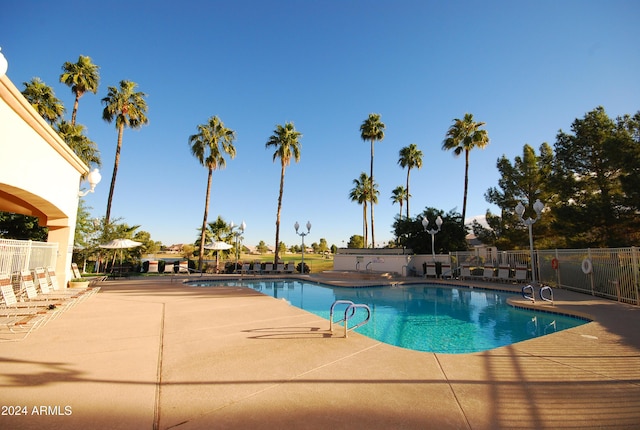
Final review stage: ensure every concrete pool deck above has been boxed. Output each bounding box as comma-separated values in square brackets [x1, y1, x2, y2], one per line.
[1, 274, 639, 429]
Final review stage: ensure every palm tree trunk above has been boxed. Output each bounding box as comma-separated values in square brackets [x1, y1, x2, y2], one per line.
[71, 93, 80, 126]
[406, 168, 411, 218]
[363, 201, 368, 247]
[105, 124, 124, 224]
[274, 163, 286, 265]
[462, 149, 470, 226]
[370, 141, 375, 248]
[198, 167, 213, 272]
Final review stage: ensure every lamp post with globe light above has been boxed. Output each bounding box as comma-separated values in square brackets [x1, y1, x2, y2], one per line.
[422, 216, 443, 262]
[294, 221, 311, 274]
[515, 199, 544, 285]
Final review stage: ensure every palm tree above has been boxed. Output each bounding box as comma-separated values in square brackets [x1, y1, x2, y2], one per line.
[442, 113, 490, 225]
[56, 120, 101, 170]
[359, 113, 385, 247]
[60, 55, 100, 126]
[21, 78, 65, 125]
[398, 143, 423, 218]
[349, 173, 370, 246]
[101, 80, 148, 224]
[391, 186, 408, 219]
[265, 122, 302, 265]
[189, 116, 237, 271]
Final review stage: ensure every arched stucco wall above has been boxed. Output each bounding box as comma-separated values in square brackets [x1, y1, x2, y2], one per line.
[0, 73, 90, 286]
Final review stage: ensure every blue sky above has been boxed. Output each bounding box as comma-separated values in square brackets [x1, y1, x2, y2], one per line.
[2, 1, 639, 249]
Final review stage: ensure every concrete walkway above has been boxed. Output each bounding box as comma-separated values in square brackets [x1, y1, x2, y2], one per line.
[1, 275, 639, 429]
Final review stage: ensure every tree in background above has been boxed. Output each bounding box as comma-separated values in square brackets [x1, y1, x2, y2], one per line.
[552, 107, 629, 247]
[360, 113, 385, 247]
[102, 80, 149, 224]
[21, 78, 65, 125]
[390, 186, 408, 219]
[60, 55, 100, 126]
[609, 112, 640, 219]
[0, 212, 48, 241]
[398, 143, 423, 217]
[347, 235, 364, 249]
[480, 143, 554, 249]
[442, 113, 489, 226]
[188, 116, 237, 271]
[265, 122, 302, 266]
[393, 208, 467, 254]
[349, 172, 378, 247]
[56, 120, 101, 169]
[256, 241, 269, 254]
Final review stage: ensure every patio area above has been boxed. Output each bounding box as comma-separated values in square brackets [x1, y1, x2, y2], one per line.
[1, 275, 639, 429]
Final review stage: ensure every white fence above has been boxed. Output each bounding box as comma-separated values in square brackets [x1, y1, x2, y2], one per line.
[0, 238, 58, 274]
[336, 246, 640, 305]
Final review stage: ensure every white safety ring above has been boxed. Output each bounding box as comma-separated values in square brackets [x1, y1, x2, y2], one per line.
[581, 258, 593, 274]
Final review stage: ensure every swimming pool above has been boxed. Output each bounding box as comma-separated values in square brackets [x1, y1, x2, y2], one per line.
[186, 279, 588, 354]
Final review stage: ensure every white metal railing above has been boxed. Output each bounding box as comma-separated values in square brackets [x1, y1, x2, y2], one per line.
[450, 247, 640, 305]
[0, 239, 58, 275]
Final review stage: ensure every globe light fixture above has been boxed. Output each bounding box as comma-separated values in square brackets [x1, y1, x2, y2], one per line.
[294, 221, 311, 274]
[78, 169, 102, 197]
[515, 198, 544, 285]
[422, 215, 443, 262]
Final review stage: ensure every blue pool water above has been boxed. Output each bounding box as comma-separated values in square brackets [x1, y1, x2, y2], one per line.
[186, 279, 588, 354]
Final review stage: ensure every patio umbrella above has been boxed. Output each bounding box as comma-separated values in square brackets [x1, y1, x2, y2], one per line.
[99, 239, 143, 266]
[204, 241, 233, 272]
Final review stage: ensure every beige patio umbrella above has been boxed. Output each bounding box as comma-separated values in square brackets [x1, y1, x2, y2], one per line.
[99, 239, 143, 267]
[204, 241, 233, 272]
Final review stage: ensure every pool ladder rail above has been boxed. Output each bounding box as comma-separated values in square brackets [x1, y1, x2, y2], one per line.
[521, 284, 554, 305]
[329, 300, 371, 338]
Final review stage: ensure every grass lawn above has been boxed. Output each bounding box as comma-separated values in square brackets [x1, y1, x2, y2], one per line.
[238, 253, 334, 273]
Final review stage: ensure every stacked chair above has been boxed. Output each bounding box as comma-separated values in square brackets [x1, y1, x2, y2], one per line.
[0, 266, 99, 342]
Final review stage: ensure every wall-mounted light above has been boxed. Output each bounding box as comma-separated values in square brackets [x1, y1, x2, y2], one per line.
[0, 47, 8, 78]
[78, 168, 102, 197]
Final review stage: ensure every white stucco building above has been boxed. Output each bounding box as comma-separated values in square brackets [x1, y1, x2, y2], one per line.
[0, 69, 91, 286]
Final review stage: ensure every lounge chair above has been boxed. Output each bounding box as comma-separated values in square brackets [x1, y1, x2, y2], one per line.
[425, 263, 437, 278]
[239, 263, 250, 275]
[163, 262, 175, 274]
[483, 266, 497, 281]
[251, 262, 262, 275]
[178, 261, 190, 275]
[460, 264, 472, 280]
[148, 260, 159, 274]
[275, 263, 285, 274]
[71, 263, 82, 279]
[0, 279, 49, 338]
[19, 271, 78, 308]
[34, 268, 85, 299]
[515, 264, 529, 282]
[440, 263, 452, 279]
[498, 265, 511, 283]
[0, 274, 49, 312]
[284, 263, 295, 274]
[263, 263, 274, 274]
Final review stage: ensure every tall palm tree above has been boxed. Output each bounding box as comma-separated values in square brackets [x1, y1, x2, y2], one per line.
[101, 80, 148, 224]
[442, 113, 490, 225]
[60, 55, 100, 126]
[349, 173, 371, 246]
[56, 120, 101, 170]
[359, 113, 385, 248]
[398, 143, 423, 218]
[391, 185, 408, 219]
[265, 122, 302, 265]
[189, 116, 237, 271]
[21, 78, 65, 125]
